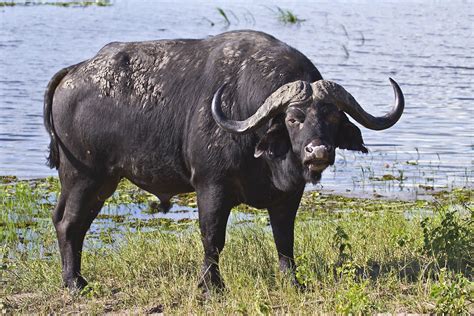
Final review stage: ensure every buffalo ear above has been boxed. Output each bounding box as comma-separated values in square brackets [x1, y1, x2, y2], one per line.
[336, 113, 368, 153]
[254, 116, 291, 159]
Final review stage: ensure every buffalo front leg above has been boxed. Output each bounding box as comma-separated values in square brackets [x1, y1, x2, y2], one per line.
[196, 185, 232, 292]
[267, 189, 304, 286]
[52, 173, 118, 290]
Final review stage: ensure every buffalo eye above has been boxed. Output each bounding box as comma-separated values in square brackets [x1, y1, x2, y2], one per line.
[286, 110, 305, 127]
[286, 117, 302, 128]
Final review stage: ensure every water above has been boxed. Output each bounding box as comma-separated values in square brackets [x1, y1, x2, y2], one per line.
[1, 0, 473, 196]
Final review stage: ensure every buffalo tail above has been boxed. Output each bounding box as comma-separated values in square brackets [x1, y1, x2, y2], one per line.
[43, 63, 80, 169]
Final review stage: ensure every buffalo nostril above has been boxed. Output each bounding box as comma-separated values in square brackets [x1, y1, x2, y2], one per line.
[305, 145, 313, 153]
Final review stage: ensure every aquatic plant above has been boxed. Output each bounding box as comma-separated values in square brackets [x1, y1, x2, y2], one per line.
[204, 7, 239, 27]
[276, 7, 304, 24]
[216, 7, 230, 26]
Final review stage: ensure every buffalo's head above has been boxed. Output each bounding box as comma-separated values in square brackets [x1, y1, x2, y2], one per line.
[211, 79, 404, 184]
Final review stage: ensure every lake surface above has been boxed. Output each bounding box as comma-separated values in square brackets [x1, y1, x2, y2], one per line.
[0, 0, 472, 197]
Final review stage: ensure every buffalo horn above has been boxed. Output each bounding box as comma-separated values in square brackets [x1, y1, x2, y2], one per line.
[211, 81, 313, 134]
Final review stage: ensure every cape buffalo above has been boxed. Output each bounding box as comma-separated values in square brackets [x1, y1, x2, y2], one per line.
[44, 30, 404, 292]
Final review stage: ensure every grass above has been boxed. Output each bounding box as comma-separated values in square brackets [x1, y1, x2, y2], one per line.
[276, 7, 304, 24]
[1, 177, 473, 314]
[204, 6, 303, 27]
[0, 1, 111, 7]
[216, 7, 230, 26]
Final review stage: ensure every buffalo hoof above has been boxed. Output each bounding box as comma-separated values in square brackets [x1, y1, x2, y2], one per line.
[64, 275, 88, 291]
[159, 200, 172, 213]
[198, 282, 226, 301]
[198, 273, 226, 299]
[149, 200, 172, 213]
[281, 270, 307, 291]
[291, 277, 307, 291]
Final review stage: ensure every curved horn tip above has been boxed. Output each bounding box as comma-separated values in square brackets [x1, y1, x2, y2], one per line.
[212, 82, 249, 134]
[211, 83, 228, 110]
[216, 83, 227, 96]
[388, 77, 404, 101]
[388, 77, 398, 87]
[388, 78, 403, 95]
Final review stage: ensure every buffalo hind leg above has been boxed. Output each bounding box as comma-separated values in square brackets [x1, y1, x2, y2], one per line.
[267, 190, 304, 287]
[52, 173, 119, 290]
[196, 184, 233, 294]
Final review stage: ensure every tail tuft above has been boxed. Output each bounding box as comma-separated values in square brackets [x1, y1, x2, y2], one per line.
[47, 138, 60, 169]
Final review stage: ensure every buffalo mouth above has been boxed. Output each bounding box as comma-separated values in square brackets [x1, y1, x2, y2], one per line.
[303, 160, 330, 173]
[302, 159, 330, 184]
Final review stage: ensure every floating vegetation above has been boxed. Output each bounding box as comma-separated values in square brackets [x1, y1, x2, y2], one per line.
[0, 0, 112, 7]
[0, 175, 17, 183]
[369, 173, 406, 182]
